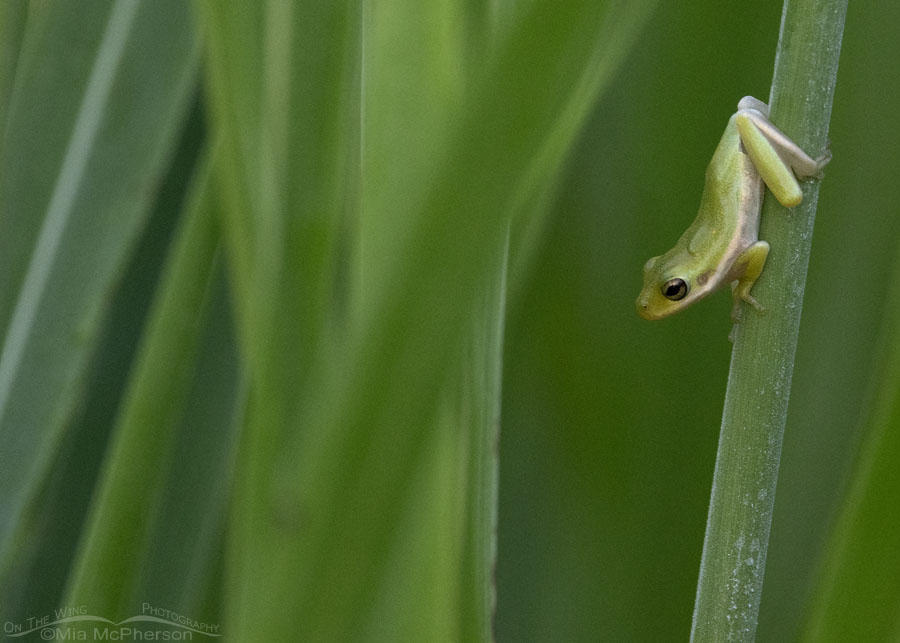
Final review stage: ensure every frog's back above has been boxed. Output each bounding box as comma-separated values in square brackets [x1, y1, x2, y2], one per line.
[680, 114, 763, 261]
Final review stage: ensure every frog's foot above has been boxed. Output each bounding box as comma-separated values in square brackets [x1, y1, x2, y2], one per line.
[740, 290, 766, 314]
[729, 283, 766, 342]
[731, 283, 766, 316]
[813, 146, 833, 178]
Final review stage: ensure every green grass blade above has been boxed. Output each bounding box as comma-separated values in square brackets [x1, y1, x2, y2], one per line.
[194, 2, 262, 356]
[0, 103, 206, 620]
[61, 151, 227, 618]
[200, 0, 359, 371]
[122, 271, 242, 624]
[349, 4, 505, 639]
[458, 241, 508, 643]
[202, 0, 656, 639]
[689, 0, 848, 639]
[201, 4, 364, 641]
[0, 0, 200, 574]
[225, 2, 656, 641]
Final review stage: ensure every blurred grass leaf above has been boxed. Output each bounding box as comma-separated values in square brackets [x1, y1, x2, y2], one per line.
[0, 100, 205, 620]
[0, 0, 199, 582]
[201, 0, 657, 641]
[60, 151, 237, 625]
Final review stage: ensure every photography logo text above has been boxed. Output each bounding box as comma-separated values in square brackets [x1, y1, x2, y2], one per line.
[2, 603, 220, 641]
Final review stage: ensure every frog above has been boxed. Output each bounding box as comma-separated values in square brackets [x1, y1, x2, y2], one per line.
[636, 96, 830, 330]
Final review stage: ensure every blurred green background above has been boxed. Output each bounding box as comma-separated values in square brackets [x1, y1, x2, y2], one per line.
[0, 0, 897, 641]
[498, 0, 900, 641]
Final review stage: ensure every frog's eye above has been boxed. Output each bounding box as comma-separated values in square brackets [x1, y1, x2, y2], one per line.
[662, 278, 688, 301]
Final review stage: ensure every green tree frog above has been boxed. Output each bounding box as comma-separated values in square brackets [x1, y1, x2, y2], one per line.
[636, 96, 830, 328]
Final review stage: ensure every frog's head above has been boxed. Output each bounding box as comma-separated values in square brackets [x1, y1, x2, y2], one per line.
[636, 254, 713, 320]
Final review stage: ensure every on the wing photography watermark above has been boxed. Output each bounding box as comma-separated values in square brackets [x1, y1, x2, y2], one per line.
[2, 603, 220, 641]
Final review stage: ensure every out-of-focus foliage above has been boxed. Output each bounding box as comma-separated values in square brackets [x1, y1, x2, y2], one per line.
[0, 0, 896, 641]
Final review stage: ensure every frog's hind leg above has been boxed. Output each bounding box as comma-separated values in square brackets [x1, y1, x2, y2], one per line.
[734, 99, 830, 207]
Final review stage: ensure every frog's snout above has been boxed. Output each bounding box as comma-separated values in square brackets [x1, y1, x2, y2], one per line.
[636, 294, 654, 320]
[636, 290, 669, 321]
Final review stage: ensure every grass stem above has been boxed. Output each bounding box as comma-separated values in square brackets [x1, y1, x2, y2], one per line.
[690, 0, 848, 640]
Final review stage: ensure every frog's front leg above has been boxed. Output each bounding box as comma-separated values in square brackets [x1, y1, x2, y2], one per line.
[730, 240, 770, 323]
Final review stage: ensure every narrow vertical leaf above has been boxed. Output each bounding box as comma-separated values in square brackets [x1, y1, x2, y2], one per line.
[0, 0, 200, 578]
[690, 0, 848, 639]
[62, 152, 225, 619]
